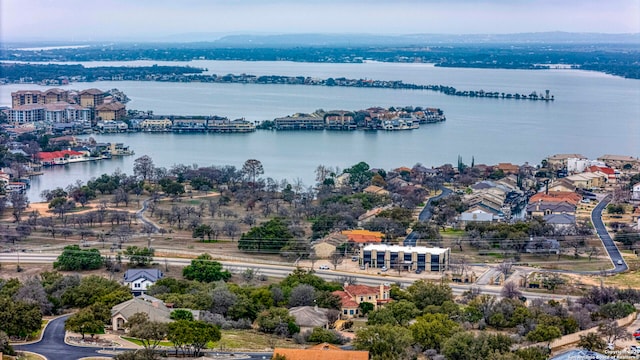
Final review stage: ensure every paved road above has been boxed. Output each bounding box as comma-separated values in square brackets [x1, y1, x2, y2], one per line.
[0, 253, 577, 302]
[14, 315, 113, 360]
[591, 194, 628, 273]
[404, 186, 453, 246]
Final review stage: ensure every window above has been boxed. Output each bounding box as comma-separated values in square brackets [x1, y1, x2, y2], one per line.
[368, 296, 372, 300]
[344, 310, 348, 315]
[360, 296, 363, 302]
[134, 283, 140, 288]
[349, 310, 354, 315]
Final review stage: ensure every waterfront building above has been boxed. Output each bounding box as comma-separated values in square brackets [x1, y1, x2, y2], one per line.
[360, 244, 450, 272]
[325, 110, 356, 130]
[96, 101, 126, 121]
[274, 114, 325, 130]
[37, 150, 85, 166]
[96, 121, 128, 132]
[172, 118, 207, 131]
[137, 118, 173, 131]
[79, 88, 105, 108]
[44, 88, 70, 104]
[9, 104, 45, 124]
[11, 90, 45, 107]
[206, 118, 256, 133]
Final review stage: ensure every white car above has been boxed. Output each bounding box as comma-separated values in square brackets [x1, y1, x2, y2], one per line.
[318, 265, 330, 270]
[617, 260, 623, 265]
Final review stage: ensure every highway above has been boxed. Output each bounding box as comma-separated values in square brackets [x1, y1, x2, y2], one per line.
[0, 252, 577, 302]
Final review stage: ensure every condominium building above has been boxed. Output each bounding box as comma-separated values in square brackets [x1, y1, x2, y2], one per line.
[96, 102, 126, 121]
[11, 90, 46, 107]
[79, 88, 105, 108]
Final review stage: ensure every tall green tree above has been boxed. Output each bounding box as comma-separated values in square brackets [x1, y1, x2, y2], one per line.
[238, 217, 293, 253]
[126, 312, 169, 352]
[65, 307, 104, 339]
[182, 254, 231, 282]
[411, 313, 461, 351]
[406, 280, 453, 310]
[0, 297, 42, 339]
[54, 245, 103, 271]
[124, 246, 154, 267]
[168, 320, 220, 357]
[354, 324, 413, 360]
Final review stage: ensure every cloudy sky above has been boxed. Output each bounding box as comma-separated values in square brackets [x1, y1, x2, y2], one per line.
[2, 0, 639, 42]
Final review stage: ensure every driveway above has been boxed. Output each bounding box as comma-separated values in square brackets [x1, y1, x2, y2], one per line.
[404, 186, 453, 246]
[14, 315, 114, 360]
[591, 195, 627, 273]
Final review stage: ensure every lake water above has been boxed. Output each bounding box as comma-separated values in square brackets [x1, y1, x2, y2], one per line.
[0, 60, 638, 201]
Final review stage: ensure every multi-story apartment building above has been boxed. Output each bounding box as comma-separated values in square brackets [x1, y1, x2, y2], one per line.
[10, 103, 91, 124]
[44, 88, 70, 104]
[79, 88, 105, 108]
[11, 90, 46, 107]
[96, 102, 126, 121]
[9, 104, 45, 123]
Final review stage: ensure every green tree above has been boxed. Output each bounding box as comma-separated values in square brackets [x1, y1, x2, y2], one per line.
[406, 280, 453, 310]
[256, 307, 299, 336]
[411, 313, 461, 351]
[126, 312, 169, 352]
[124, 246, 154, 267]
[65, 307, 104, 339]
[442, 332, 513, 360]
[306, 327, 343, 344]
[358, 302, 375, 316]
[182, 253, 231, 282]
[367, 300, 419, 327]
[54, 245, 103, 271]
[168, 320, 220, 357]
[170, 309, 194, 321]
[0, 297, 42, 339]
[525, 324, 562, 345]
[354, 324, 413, 360]
[61, 275, 132, 308]
[238, 218, 293, 253]
[344, 161, 373, 190]
[192, 224, 212, 241]
[577, 332, 607, 352]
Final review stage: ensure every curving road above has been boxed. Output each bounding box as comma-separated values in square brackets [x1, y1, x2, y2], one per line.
[404, 186, 453, 246]
[14, 315, 114, 360]
[591, 194, 628, 273]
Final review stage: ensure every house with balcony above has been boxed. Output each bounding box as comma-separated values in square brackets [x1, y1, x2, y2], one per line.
[332, 284, 390, 318]
[123, 269, 164, 296]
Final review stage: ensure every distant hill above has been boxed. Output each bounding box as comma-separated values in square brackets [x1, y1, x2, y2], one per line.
[212, 32, 640, 47]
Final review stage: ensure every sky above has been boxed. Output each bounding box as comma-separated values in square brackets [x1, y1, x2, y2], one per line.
[1, 0, 639, 42]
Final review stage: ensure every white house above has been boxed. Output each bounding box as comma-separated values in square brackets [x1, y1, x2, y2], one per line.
[123, 269, 163, 295]
[632, 183, 640, 201]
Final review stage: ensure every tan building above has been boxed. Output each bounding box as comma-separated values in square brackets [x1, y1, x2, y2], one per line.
[597, 154, 640, 170]
[96, 102, 126, 121]
[79, 88, 105, 108]
[11, 90, 45, 107]
[44, 88, 69, 103]
[546, 154, 587, 169]
[564, 172, 607, 189]
[140, 118, 173, 131]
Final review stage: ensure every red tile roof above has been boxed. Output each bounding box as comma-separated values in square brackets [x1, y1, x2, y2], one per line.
[332, 290, 359, 308]
[529, 191, 581, 205]
[37, 150, 83, 161]
[273, 343, 368, 360]
[345, 284, 389, 296]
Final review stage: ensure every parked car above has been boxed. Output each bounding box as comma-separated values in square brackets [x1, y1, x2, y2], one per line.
[351, 256, 358, 262]
[318, 265, 330, 270]
[380, 266, 388, 272]
[618, 260, 623, 265]
[415, 268, 423, 274]
[633, 328, 640, 339]
[630, 345, 640, 354]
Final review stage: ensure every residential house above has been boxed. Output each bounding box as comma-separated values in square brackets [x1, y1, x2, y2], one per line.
[546, 154, 587, 169]
[363, 185, 389, 196]
[137, 118, 172, 131]
[333, 284, 390, 318]
[111, 295, 172, 331]
[458, 208, 494, 227]
[123, 269, 164, 296]
[37, 150, 85, 166]
[526, 201, 576, 218]
[312, 233, 348, 258]
[543, 213, 576, 231]
[597, 154, 640, 170]
[289, 306, 329, 333]
[496, 162, 520, 174]
[274, 114, 325, 130]
[586, 165, 618, 184]
[632, 183, 640, 201]
[564, 172, 607, 189]
[546, 179, 577, 193]
[341, 229, 385, 244]
[325, 110, 356, 130]
[529, 191, 581, 206]
[273, 343, 369, 360]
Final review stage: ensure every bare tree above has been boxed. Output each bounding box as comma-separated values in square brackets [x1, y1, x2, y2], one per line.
[329, 251, 343, 270]
[501, 281, 522, 299]
[9, 191, 29, 222]
[598, 322, 632, 344]
[222, 221, 239, 241]
[497, 260, 513, 278]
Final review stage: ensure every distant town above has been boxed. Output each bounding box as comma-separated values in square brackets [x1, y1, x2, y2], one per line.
[1, 63, 555, 102]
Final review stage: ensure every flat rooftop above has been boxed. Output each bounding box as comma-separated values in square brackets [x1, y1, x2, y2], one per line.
[363, 244, 449, 255]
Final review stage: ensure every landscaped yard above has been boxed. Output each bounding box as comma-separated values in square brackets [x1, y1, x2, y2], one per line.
[215, 330, 303, 351]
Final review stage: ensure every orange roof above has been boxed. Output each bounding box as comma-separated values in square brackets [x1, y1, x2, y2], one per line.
[587, 166, 615, 175]
[395, 166, 412, 173]
[332, 290, 359, 308]
[37, 150, 83, 161]
[273, 343, 368, 360]
[341, 230, 384, 244]
[345, 284, 389, 297]
[530, 191, 581, 205]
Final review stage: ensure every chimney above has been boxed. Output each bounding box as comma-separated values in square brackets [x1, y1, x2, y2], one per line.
[379, 283, 384, 300]
[344, 282, 349, 290]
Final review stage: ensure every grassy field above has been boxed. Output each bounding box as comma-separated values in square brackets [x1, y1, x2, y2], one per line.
[215, 330, 303, 351]
[3, 352, 46, 360]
